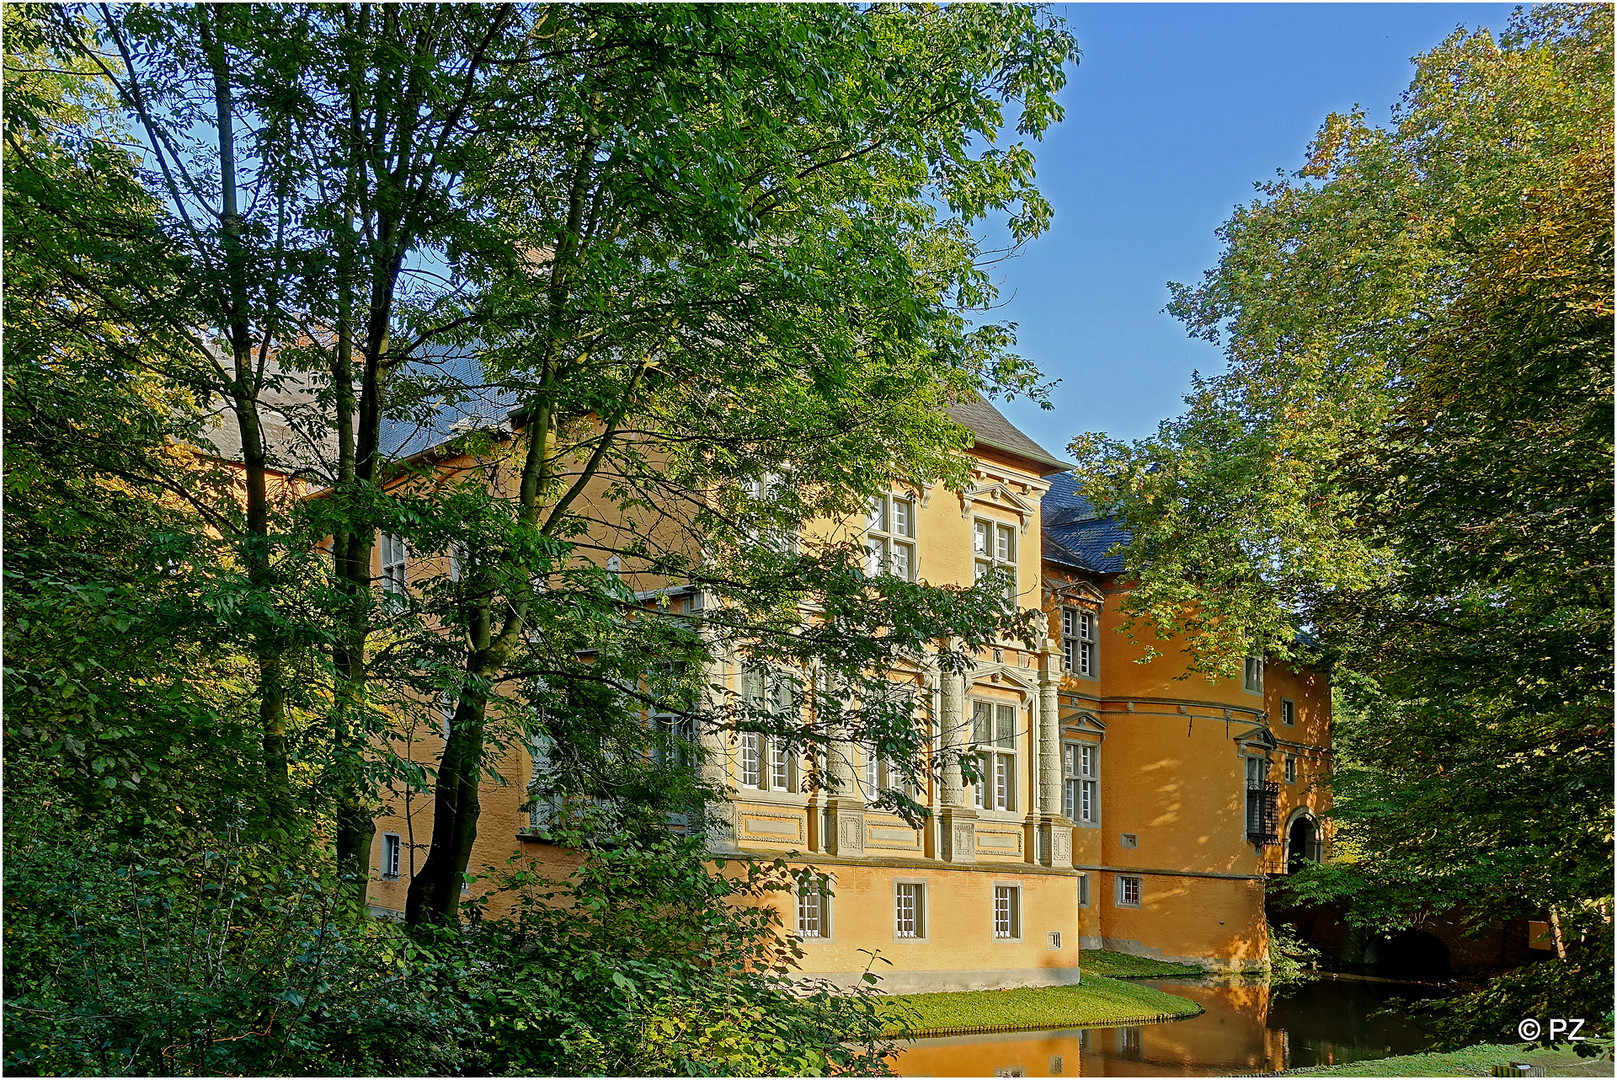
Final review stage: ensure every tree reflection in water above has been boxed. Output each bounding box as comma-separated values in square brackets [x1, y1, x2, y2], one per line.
[891, 975, 1444, 1077]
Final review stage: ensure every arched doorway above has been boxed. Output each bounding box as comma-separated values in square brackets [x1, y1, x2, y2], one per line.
[1286, 811, 1322, 874]
[1365, 930, 1450, 978]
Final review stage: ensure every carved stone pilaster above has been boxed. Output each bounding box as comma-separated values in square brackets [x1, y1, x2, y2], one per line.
[827, 800, 866, 856]
[1038, 654, 1062, 816]
[940, 670, 968, 808]
[1037, 818, 1073, 868]
[938, 806, 978, 864]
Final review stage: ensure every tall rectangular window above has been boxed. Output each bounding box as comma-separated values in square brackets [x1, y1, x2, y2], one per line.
[866, 493, 917, 579]
[1077, 872, 1090, 908]
[739, 667, 795, 791]
[973, 519, 1017, 599]
[971, 700, 1017, 812]
[379, 533, 407, 596]
[381, 833, 401, 879]
[798, 877, 828, 939]
[1061, 608, 1097, 677]
[1244, 656, 1264, 693]
[1117, 875, 1141, 907]
[1285, 755, 1298, 784]
[993, 885, 1021, 939]
[895, 882, 925, 938]
[1063, 741, 1098, 823]
[1281, 698, 1296, 726]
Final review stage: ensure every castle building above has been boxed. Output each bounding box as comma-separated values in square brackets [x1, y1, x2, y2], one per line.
[361, 398, 1331, 985]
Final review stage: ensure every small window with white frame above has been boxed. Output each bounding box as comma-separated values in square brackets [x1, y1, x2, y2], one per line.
[379, 532, 407, 597]
[1063, 741, 1098, 824]
[1117, 874, 1142, 908]
[894, 881, 926, 938]
[1281, 698, 1296, 726]
[970, 699, 1018, 812]
[866, 492, 917, 579]
[993, 884, 1022, 939]
[1243, 656, 1264, 694]
[1285, 755, 1298, 784]
[797, 875, 831, 940]
[1061, 607, 1097, 677]
[973, 518, 1018, 599]
[381, 833, 401, 879]
[743, 472, 797, 555]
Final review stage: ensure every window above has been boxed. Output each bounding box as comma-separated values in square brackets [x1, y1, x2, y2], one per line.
[970, 700, 1017, 812]
[744, 472, 797, 554]
[650, 666, 696, 767]
[381, 833, 401, 879]
[973, 519, 1017, 599]
[1117, 874, 1141, 908]
[798, 876, 829, 939]
[993, 885, 1021, 939]
[1285, 755, 1298, 784]
[1063, 741, 1098, 823]
[866, 492, 917, 579]
[448, 542, 464, 582]
[738, 667, 797, 791]
[1243, 655, 1264, 693]
[439, 692, 456, 740]
[1246, 755, 1280, 844]
[1061, 608, 1097, 677]
[1077, 872, 1090, 908]
[528, 734, 556, 832]
[379, 532, 407, 596]
[1281, 698, 1296, 726]
[894, 882, 926, 938]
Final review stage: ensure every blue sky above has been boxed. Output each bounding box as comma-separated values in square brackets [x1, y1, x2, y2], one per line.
[989, 2, 1520, 459]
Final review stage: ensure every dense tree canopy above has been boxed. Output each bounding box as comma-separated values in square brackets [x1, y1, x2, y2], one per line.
[5, 4, 1077, 1071]
[1070, 4, 1612, 929]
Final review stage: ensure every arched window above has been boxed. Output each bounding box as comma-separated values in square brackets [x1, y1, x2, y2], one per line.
[1286, 811, 1323, 873]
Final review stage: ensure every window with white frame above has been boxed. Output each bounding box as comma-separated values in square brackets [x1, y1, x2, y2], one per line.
[993, 885, 1021, 939]
[798, 876, 830, 939]
[894, 881, 926, 938]
[381, 833, 401, 879]
[973, 518, 1017, 599]
[739, 667, 797, 791]
[1061, 608, 1097, 677]
[527, 734, 556, 832]
[1243, 656, 1264, 693]
[866, 492, 917, 579]
[1063, 741, 1098, 823]
[1281, 698, 1296, 726]
[379, 533, 407, 596]
[1117, 874, 1142, 907]
[971, 699, 1018, 812]
[743, 472, 797, 555]
[1285, 755, 1298, 784]
[650, 667, 697, 767]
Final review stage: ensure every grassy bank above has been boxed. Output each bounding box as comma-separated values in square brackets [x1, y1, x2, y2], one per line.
[1283, 1042, 1612, 1077]
[877, 974, 1202, 1037]
[1080, 948, 1206, 978]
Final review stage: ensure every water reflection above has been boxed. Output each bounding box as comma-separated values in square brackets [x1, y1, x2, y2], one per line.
[891, 975, 1443, 1077]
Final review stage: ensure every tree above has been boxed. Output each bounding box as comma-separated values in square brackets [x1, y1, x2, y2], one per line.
[1070, 5, 1611, 931]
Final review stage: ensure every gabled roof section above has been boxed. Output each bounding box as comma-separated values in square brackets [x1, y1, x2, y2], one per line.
[947, 396, 1069, 474]
[1041, 471, 1129, 575]
[378, 346, 522, 460]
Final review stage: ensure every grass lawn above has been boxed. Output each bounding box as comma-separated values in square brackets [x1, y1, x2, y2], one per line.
[1080, 948, 1206, 978]
[877, 974, 1202, 1037]
[1283, 1042, 1613, 1077]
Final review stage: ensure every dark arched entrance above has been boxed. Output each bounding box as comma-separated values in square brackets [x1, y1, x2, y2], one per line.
[1364, 930, 1450, 979]
[1287, 813, 1322, 874]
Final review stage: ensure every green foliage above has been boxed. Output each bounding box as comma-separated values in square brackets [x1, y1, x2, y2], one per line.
[1070, 4, 1613, 924]
[1079, 949, 1206, 978]
[1284, 1042, 1609, 1077]
[1266, 922, 1324, 984]
[877, 976, 1202, 1037]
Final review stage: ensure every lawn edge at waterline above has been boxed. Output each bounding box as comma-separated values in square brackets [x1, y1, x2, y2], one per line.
[1277, 1041, 1613, 1077]
[876, 974, 1204, 1038]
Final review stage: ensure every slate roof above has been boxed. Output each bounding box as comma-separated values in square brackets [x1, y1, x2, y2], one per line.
[946, 396, 1069, 473]
[376, 347, 520, 460]
[1041, 471, 1129, 575]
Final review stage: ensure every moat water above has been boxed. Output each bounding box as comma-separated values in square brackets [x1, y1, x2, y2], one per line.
[892, 974, 1446, 1076]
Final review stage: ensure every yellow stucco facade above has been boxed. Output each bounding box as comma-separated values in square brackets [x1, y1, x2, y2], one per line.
[362, 401, 1332, 984]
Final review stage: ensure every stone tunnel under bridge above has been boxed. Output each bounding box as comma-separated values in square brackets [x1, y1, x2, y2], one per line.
[1270, 901, 1542, 978]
